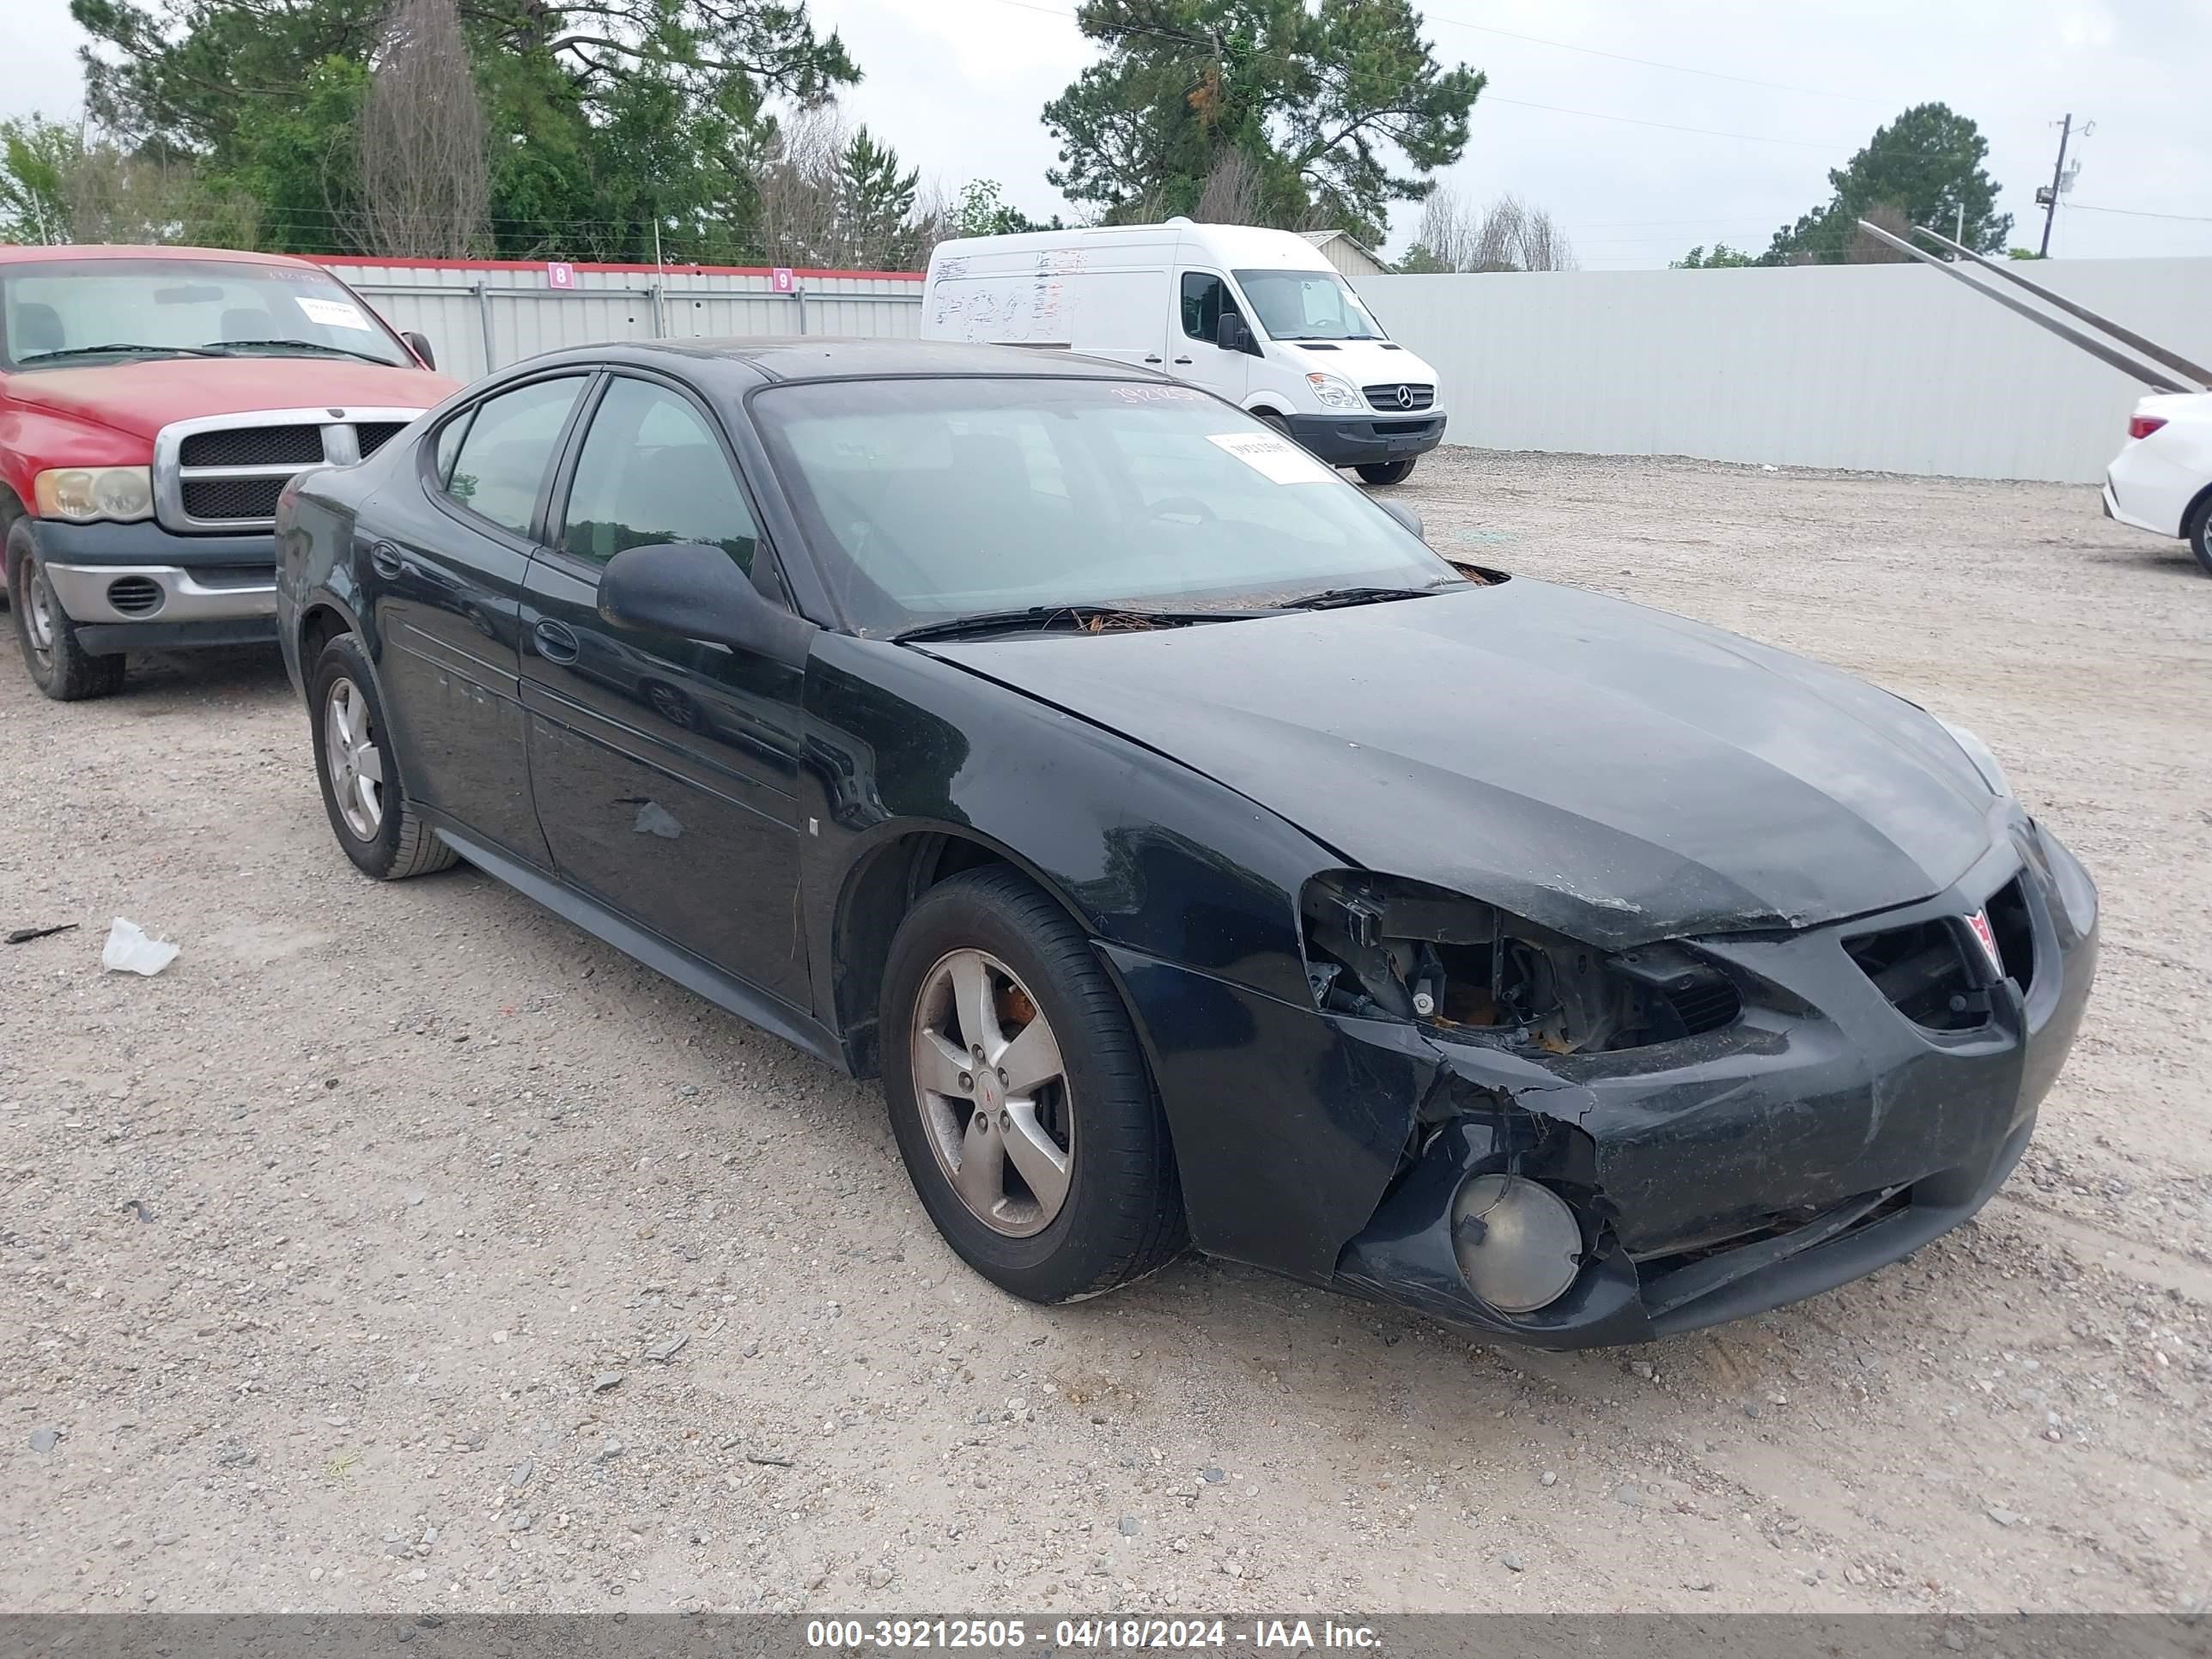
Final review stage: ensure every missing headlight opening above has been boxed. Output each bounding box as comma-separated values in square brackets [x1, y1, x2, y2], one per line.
[1301, 872, 1741, 1054]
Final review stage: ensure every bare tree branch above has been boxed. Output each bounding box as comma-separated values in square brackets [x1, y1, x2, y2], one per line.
[358, 0, 491, 258]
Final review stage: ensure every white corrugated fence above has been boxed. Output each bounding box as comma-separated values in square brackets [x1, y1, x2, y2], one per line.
[319, 258, 925, 382]
[1352, 257, 2212, 483]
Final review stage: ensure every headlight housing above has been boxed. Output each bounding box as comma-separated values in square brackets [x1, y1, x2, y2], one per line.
[1304, 372, 1363, 412]
[35, 465, 155, 524]
[1937, 719, 2012, 798]
[1299, 872, 1742, 1055]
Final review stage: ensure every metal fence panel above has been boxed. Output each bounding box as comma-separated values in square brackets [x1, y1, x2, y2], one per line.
[1352, 257, 2212, 483]
[323, 261, 924, 382]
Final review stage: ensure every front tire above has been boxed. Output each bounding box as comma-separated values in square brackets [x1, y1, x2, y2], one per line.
[308, 633, 457, 880]
[2187, 496, 2212, 578]
[1357, 459, 1416, 486]
[880, 866, 1186, 1304]
[8, 519, 126, 702]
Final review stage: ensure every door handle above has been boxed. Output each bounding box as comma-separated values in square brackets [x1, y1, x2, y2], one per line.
[532, 618, 580, 665]
[1142, 355, 1163, 364]
[1172, 356, 1194, 365]
[368, 541, 404, 579]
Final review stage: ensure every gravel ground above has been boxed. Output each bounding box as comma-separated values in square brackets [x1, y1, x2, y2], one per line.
[3, 447, 2207, 1616]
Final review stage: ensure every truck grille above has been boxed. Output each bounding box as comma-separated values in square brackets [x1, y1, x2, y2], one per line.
[178, 425, 325, 467]
[154, 406, 428, 533]
[1363, 382, 1436, 412]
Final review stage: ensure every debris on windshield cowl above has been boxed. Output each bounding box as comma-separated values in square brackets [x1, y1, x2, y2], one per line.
[100, 918, 179, 976]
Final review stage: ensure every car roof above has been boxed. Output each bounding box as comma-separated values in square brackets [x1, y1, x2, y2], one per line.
[529, 337, 1160, 386]
[0, 243, 327, 270]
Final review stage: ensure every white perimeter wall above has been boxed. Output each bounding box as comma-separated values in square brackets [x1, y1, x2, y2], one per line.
[1355, 257, 2212, 483]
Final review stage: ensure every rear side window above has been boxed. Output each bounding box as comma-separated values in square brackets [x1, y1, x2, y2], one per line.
[443, 376, 586, 536]
[558, 378, 759, 571]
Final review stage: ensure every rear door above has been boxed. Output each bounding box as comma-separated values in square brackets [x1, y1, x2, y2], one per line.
[518, 372, 811, 1007]
[372, 370, 593, 866]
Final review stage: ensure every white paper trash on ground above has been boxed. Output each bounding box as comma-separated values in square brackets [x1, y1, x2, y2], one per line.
[101, 918, 179, 976]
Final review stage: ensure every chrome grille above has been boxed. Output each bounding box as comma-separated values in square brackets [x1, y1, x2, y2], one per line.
[154, 405, 428, 533]
[178, 425, 325, 467]
[1362, 382, 1435, 412]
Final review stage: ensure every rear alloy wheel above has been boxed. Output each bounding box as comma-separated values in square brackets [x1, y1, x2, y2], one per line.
[2188, 497, 2212, 579]
[1357, 458, 1417, 486]
[308, 633, 457, 880]
[8, 518, 127, 701]
[881, 866, 1187, 1304]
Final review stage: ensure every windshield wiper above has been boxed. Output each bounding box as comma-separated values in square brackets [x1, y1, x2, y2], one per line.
[893, 605, 1254, 644]
[15, 342, 222, 364]
[1278, 584, 1450, 611]
[200, 338, 395, 365]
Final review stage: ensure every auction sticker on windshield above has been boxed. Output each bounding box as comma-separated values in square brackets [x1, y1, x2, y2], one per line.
[1207, 430, 1334, 484]
[295, 295, 372, 331]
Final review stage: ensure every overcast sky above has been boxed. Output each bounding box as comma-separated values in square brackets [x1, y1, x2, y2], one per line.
[5, 0, 2209, 267]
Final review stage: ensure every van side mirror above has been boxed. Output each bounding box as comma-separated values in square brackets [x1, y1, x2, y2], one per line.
[598, 541, 815, 667]
[1214, 312, 1250, 355]
[402, 331, 436, 370]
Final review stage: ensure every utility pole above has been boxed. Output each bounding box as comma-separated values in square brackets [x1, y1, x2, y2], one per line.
[2038, 112, 2072, 258]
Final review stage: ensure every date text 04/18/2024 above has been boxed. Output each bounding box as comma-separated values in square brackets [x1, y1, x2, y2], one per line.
[802, 1620, 1382, 1650]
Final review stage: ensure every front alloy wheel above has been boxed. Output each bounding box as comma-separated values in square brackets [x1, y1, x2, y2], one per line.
[910, 947, 1073, 1237]
[880, 866, 1187, 1304]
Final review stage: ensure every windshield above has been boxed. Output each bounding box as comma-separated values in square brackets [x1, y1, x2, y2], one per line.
[754, 378, 1458, 637]
[1233, 268, 1385, 341]
[0, 258, 412, 370]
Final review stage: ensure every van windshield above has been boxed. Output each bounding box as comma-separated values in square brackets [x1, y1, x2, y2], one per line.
[0, 257, 413, 370]
[754, 377, 1459, 637]
[1233, 268, 1385, 342]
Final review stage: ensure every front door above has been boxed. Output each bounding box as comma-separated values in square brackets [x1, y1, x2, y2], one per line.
[518, 373, 811, 1009]
[1174, 270, 1250, 405]
[372, 371, 593, 866]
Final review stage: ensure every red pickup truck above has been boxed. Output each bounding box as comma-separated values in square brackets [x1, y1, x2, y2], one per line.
[2, 244, 456, 700]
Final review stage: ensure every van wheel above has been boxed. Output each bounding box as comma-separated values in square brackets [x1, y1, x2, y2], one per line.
[8, 518, 127, 701]
[1357, 459, 1416, 486]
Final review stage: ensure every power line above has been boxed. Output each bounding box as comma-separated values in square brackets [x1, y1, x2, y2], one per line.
[2066, 202, 2212, 223]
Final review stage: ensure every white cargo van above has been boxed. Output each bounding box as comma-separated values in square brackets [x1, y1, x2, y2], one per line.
[921, 219, 1445, 484]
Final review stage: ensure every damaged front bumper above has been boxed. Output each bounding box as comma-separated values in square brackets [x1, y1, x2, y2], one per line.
[1109, 817, 2097, 1348]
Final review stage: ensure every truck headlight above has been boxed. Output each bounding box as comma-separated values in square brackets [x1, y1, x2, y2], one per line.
[1304, 373, 1363, 412]
[1937, 720, 2012, 798]
[35, 466, 155, 524]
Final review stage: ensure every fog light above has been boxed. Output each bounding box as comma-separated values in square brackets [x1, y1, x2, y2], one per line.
[1450, 1173, 1583, 1313]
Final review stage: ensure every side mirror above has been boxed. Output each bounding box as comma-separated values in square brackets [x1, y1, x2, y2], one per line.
[1214, 312, 1249, 355]
[402, 331, 436, 370]
[598, 541, 815, 667]
[1379, 501, 1425, 543]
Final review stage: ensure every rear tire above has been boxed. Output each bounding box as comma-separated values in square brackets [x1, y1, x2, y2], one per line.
[8, 519, 127, 702]
[308, 633, 457, 880]
[880, 866, 1186, 1304]
[1357, 459, 1416, 486]
[2187, 496, 2212, 579]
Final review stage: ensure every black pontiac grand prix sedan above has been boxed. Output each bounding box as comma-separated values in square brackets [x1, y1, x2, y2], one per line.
[275, 339, 2097, 1347]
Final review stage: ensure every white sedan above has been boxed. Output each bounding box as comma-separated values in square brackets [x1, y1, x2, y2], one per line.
[2104, 391, 2212, 576]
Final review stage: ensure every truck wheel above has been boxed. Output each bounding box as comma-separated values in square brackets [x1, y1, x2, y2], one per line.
[1357, 459, 1416, 486]
[309, 633, 457, 880]
[8, 519, 127, 701]
[2188, 496, 2212, 579]
[880, 866, 1187, 1304]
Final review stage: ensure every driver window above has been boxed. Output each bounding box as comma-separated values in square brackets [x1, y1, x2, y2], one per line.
[1179, 271, 1241, 343]
[560, 377, 758, 572]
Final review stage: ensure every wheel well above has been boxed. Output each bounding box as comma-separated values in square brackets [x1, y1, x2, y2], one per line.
[2185, 482, 2212, 540]
[0, 485, 23, 581]
[299, 604, 349, 668]
[834, 831, 1054, 1078]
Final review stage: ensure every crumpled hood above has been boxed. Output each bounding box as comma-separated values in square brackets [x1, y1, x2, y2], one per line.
[923, 579, 2002, 948]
